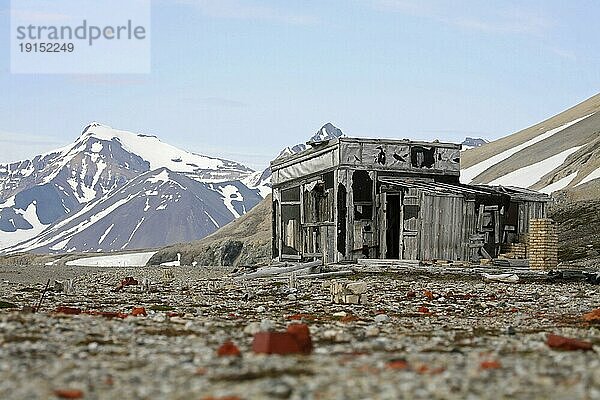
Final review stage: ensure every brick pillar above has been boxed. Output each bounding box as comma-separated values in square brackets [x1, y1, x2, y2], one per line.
[527, 219, 558, 270]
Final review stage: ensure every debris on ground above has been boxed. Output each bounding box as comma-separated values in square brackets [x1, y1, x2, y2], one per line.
[482, 273, 519, 283]
[0, 264, 599, 399]
[113, 277, 138, 292]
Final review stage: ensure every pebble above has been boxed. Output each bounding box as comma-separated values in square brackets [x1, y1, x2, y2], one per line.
[260, 319, 275, 331]
[0, 264, 598, 400]
[374, 314, 390, 323]
[365, 325, 380, 337]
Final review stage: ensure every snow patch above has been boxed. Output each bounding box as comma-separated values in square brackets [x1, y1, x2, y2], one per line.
[488, 146, 583, 188]
[0, 203, 49, 251]
[99, 224, 114, 244]
[90, 142, 103, 153]
[461, 113, 595, 183]
[146, 169, 170, 184]
[121, 218, 144, 249]
[50, 238, 70, 251]
[540, 172, 578, 194]
[218, 185, 244, 218]
[577, 167, 600, 187]
[205, 210, 219, 228]
[65, 251, 156, 267]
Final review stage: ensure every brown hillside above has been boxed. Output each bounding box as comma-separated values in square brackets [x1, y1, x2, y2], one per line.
[462, 92, 600, 170]
[148, 195, 272, 266]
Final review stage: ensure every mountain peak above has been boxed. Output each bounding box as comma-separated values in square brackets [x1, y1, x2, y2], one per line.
[81, 122, 110, 136]
[308, 123, 344, 144]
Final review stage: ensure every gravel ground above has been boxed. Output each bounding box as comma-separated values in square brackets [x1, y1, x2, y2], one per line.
[0, 264, 599, 400]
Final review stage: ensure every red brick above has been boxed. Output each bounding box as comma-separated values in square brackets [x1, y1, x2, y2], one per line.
[286, 313, 316, 321]
[85, 311, 128, 319]
[217, 341, 241, 357]
[547, 334, 593, 351]
[386, 359, 409, 370]
[121, 277, 138, 286]
[252, 332, 302, 355]
[167, 312, 184, 318]
[480, 360, 502, 370]
[53, 389, 84, 399]
[583, 309, 600, 323]
[131, 307, 147, 317]
[55, 307, 81, 315]
[286, 323, 312, 354]
[340, 314, 359, 323]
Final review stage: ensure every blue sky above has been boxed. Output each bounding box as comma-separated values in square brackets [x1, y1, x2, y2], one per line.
[1, 0, 599, 170]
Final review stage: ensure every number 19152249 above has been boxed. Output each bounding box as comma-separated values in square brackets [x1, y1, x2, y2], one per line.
[19, 43, 75, 52]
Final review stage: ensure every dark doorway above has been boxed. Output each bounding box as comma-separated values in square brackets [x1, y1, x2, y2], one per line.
[385, 193, 401, 259]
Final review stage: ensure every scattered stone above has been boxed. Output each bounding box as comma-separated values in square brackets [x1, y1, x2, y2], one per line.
[482, 273, 519, 283]
[365, 325, 380, 337]
[374, 314, 389, 324]
[1, 264, 599, 399]
[346, 282, 368, 294]
[260, 319, 275, 331]
[152, 313, 166, 322]
[330, 280, 368, 304]
[244, 321, 261, 335]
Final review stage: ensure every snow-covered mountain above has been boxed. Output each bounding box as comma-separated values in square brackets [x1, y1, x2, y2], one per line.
[461, 93, 600, 196]
[461, 137, 488, 150]
[149, 123, 346, 266]
[0, 123, 263, 253]
[276, 122, 344, 159]
[251, 122, 345, 188]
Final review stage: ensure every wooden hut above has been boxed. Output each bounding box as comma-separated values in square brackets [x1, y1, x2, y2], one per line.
[270, 137, 549, 263]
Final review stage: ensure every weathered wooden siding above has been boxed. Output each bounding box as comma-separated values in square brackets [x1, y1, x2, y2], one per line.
[518, 201, 546, 235]
[416, 194, 477, 261]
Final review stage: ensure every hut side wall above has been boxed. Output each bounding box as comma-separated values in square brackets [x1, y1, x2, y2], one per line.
[419, 193, 475, 261]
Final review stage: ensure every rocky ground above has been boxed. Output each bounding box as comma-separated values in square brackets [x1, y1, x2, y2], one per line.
[1, 264, 599, 400]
